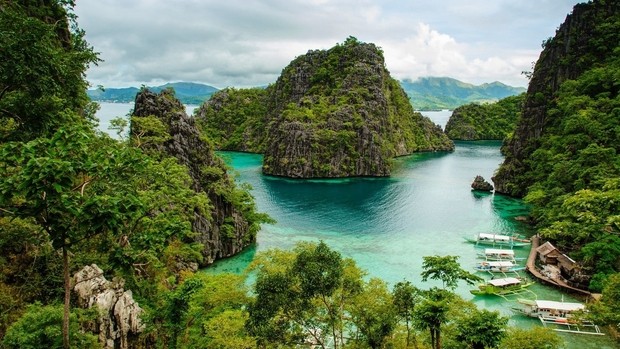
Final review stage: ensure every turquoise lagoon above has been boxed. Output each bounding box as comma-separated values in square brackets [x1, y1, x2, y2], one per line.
[95, 105, 616, 347]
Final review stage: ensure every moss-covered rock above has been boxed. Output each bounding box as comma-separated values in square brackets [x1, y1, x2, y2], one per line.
[445, 94, 524, 140]
[131, 88, 265, 265]
[197, 37, 453, 178]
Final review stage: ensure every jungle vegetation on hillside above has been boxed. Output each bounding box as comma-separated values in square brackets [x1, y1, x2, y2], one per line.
[0, 0, 619, 348]
[444, 94, 524, 140]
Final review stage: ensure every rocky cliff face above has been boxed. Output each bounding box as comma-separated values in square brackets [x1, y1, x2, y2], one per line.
[262, 38, 453, 178]
[74, 265, 143, 349]
[492, 1, 620, 196]
[197, 38, 453, 178]
[131, 89, 256, 265]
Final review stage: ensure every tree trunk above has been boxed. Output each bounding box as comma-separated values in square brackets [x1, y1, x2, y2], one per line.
[429, 329, 435, 349]
[63, 245, 70, 349]
[436, 328, 441, 349]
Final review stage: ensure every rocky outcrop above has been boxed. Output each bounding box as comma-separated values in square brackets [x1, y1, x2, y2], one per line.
[262, 38, 453, 178]
[197, 37, 453, 178]
[492, 1, 620, 196]
[73, 265, 143, 349]
[131, 89, 257, 265]
[471, 175, 493, 191]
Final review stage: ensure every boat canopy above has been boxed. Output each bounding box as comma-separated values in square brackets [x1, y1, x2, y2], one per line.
[488, 277, 521, 287]
[478, 233, 511, 241]
[484, 248, 515, 256]
[481, 261, 516, 267]
[535, 300, 585, 312]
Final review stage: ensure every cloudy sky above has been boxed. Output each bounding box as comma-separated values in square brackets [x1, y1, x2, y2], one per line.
[74, 0, 577, 89]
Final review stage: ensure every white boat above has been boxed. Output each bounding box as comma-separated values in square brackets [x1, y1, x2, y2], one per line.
[512, 299, 604, 335]
[470, 277, 534, 296]
[477, 248, 522, 261]
[474, 261, 525, 273]
[464, 233, 530, 248]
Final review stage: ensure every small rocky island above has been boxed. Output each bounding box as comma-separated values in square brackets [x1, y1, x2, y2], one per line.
[197, 37, 453, 178]
[471, 175, 494, 191]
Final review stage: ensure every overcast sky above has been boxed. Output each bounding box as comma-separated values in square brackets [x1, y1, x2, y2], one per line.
[74, 0, 578, 89]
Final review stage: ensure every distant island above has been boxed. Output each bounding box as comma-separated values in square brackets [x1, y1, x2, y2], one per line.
[400, 77, 526, 110]
[87, 82, 219, 105]
[88, 77, 525, 110]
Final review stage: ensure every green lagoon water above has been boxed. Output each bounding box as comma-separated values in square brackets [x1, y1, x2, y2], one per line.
[210, 143, 616, 347]
[95, 105, 616, 347]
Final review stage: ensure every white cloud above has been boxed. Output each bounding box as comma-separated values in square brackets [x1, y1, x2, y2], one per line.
[74, 0, 577, 89]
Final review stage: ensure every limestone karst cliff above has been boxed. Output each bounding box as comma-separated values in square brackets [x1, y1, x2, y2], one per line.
[492, 0, 620, 196]
[131, 88, 264, 265]
[197, 37, 453, 178]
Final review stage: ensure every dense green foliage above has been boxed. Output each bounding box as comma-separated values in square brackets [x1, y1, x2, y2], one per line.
[87, 82, 219, 104]
[444, 94, 524, 140]
[521, 57, 620, 290]
[0, 1, 268, 347]
[401, 77, 525, 111]
[196, 87, 268, 152]
[0, 0, 98, 141]
[492, 0, 620, 291]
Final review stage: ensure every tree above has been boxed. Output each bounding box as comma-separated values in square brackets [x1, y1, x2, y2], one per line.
[0, 125, 148, 348]
[420, 255, 482, 290]
[349, 278, 397, 349]
[246, 242, 366, 349]
[2, 303, 98, 349]
[499, 327, 564, 349]
[589, 272, 620, 328]
[454, 308, 508, 349]
[0, 0, 99, 142]
[392, 280, 420, 348]
[414, 288, 451, 349]
[417, 256, 482, 349]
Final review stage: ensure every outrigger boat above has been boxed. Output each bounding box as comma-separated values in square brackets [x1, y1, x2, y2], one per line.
[474, 261, 526, 273]
[470, 277, 534, 296]
[512, 299, 604, 335]
[464, 233, 530, 248]
[477, 248, 526, 262]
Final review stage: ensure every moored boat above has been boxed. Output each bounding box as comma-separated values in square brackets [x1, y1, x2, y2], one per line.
[476, 248, 525, 262]
[512, 299, 585, 319]
[470, 277, 534, 296]
[474, 261, 525, 273]
[512, 299, 604, 335]
[464, 233, 530, 248]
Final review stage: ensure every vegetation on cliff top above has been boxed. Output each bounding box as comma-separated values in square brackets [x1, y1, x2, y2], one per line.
[444, 94, 524, 140]
[198, 37, 453, 178]
[493, 0, 620, 291]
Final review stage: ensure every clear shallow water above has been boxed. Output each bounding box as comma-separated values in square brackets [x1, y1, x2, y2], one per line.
[94, 106, 616, 347]
[211, 143, 616, 347]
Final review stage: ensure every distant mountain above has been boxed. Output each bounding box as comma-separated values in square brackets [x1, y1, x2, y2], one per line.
[88, 82, 219, 104]
[88, 78, 524, 110]
[400, 77, 526, 110]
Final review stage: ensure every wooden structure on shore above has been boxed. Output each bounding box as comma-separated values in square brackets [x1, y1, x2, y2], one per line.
[525, 235, 592, 297]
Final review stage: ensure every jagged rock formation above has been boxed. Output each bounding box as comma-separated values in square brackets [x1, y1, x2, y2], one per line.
[73, 265, 143, 349]
[131, 89, 258, 265]
[197, 37, 453, 178]
[471, 175, 493, 191]
[444, 94, 524, 140]
[492, 1, 620, 196]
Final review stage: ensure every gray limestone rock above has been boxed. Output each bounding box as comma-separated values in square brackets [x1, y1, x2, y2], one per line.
[73, 265, 143, 349]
